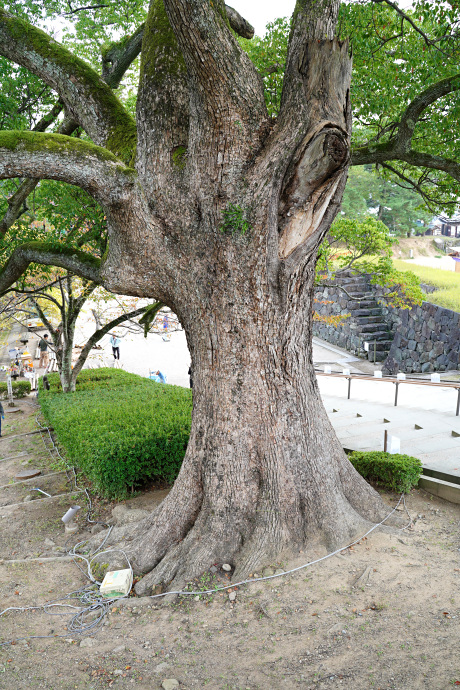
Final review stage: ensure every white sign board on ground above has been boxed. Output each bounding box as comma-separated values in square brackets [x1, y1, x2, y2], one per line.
[383, 432, 401, 454]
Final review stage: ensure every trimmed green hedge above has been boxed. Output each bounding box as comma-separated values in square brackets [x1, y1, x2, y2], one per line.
[0, 380, 31, 399]
[349, 450, 422, 493]
[38, 368, 192, 498]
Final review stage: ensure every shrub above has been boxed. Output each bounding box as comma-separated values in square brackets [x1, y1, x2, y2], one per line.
[349, 450, 422, 493]
[0, 380, 31, 399]
[38, 368, 192, 498]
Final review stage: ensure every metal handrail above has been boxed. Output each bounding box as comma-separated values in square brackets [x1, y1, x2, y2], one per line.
[314, 369, 460, 416]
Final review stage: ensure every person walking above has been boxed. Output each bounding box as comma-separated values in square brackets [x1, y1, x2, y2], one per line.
[109, 333, 121, 360]
[38, 334, 49, 369]
[0, 400, 4, 437]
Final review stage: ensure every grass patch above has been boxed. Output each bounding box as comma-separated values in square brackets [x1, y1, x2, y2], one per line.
[393, 260, 460, 312]
[38, 368, 192, 498]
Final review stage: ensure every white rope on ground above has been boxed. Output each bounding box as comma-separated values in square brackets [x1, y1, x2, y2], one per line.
[0, 494, 413, 648]
[146, 492, 413, 599]
[1, 399, 414, 645]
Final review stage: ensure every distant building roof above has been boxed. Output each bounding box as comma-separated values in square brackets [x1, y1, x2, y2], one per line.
[437, 212, 460, 225]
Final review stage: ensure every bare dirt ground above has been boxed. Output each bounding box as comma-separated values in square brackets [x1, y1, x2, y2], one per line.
[0, 399, 459, 690]
[391, 236, 441, 260]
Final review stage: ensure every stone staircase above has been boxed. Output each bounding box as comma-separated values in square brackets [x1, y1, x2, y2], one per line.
[339, 273, 393, 362]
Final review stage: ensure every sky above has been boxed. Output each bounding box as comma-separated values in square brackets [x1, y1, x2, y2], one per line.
[229, 0, 295, 36]
[227, 0, 414, 37]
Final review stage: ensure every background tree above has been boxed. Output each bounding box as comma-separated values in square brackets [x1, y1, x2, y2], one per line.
[0, 181, 163, 392]
[316, 215, 424, 308]
[344, 0, 460, 209]
[340, 166, 433, 235]
[241, 2, 460, 211]
[0, 0, 457, 596]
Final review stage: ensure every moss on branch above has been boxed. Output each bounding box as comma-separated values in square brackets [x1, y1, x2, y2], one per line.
[0, 241, 101, 296]
[0, 131, 137, 195]
[140, 0, 186, 82]
[0, 8, 136, 162]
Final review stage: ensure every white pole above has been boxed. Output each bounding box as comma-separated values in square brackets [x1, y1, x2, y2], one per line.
[6, 374, 14, 407]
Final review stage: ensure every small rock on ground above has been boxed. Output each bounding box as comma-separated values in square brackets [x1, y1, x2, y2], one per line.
[111, 505, 150, 525]
[90, 523, 105, 535]
[154, 662, 170, 673]
[162, 680, 179, 690]
[80, 638, 97, 648]
[112, 645, 126, 653]
[222, 563, 231, 572]
[228, 591, 237, 602]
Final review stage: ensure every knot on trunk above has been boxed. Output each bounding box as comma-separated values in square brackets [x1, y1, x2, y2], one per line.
[325, 132, 347, 167]
[278, 125, 349, 259]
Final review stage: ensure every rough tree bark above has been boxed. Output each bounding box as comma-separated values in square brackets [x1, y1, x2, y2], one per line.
[0, 0, 395, 593]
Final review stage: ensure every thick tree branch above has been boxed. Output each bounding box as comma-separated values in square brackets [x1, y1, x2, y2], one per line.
[101, 3, 254, 92]
[400, 149, 460, 183]
[0, 8, 136, 160]
[0, 242, 101, 295]
[163, 0, 266, 137]
[102, 24, 145, 89]
[225, 5, 254, 39]
[72, 302, 162, 378]
[352, 74, 460, 177]
[280, 0, 346, 129]
[352, 142, 460, 184]
[136, 0, 189, 185]
[33, 101, 64, 134]
[0, 112, 79, 237]
[0, 131, 136, 206]
[397, 74, 460, 150]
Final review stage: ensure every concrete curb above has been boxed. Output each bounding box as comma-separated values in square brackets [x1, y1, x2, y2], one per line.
[418, 474, 460, 505]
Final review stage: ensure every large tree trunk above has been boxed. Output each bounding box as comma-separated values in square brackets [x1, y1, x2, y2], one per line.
[120, 264, 389, 595]
[0, 0, 396, 595]
[86, 0, 395, 595]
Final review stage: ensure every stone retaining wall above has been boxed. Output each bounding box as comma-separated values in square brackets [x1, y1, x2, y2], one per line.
[313, 286, 365, 355]
[381, 300, 460, 374]
[314, 277, 460, 373]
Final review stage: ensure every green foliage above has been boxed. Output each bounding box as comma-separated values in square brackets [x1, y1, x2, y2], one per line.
[0, 55, 55, 130]
[220, 204, 250, 236]
[238, 17, 289, 117]
[338, 1, 460, 209]
[138, 301, 163, 337]
[317, 216, 397, 275]
[349, 450, 422, 494]
[38, 368, 192, 498]
[316, 216, 424, 309]
[0, 379, 31, 399]
[393, 260, 460, 312]
[341, 167, 432, 236]
[367, 257, 425, 309]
